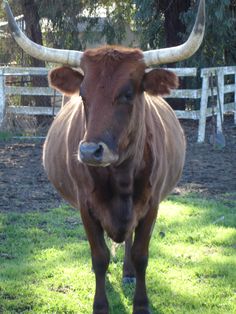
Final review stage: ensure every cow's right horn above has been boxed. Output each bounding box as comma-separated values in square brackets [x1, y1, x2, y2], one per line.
[143, 0, 205, 66]
[2, 0, 83, 67]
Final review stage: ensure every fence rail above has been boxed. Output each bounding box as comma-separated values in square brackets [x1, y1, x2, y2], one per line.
[0, 66, 235, 142]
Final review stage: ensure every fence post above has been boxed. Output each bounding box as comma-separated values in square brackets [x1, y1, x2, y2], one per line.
[0, 68, 6, 129]
[235, 73, 236, 125]
[197, 72, 209, 143]
[216, 69, 224, 133]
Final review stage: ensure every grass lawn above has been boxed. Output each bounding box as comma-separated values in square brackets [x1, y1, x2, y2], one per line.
[0, 194, 235, 314]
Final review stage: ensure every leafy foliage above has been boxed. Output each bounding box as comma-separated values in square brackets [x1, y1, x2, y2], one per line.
[0, 1, 24, 65]
[133, 0, 236, 67]
[37, 0, 134, 49]
[36, 0, 84, 50]
[134, 0, 165, 50]
[100, 1, 134, 44]
[0, 0, 235, 67]
[180, 0, 236, 67]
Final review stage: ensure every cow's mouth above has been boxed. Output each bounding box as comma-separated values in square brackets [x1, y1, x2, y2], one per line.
[78, 141, 118, 167]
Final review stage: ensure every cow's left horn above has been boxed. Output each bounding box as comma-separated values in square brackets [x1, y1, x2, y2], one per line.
[143, 0, 205, 66]
[2, 0, 83, 66]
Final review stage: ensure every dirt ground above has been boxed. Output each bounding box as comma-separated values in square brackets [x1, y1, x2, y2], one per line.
[0, 115, 235, 212]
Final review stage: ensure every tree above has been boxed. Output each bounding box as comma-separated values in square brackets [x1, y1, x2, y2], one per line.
[1, 0, 235, 68]
[181, 0, 236, 67]
[98, 1, 134, 45]
[159, 0, 191, 48]
[134, 0, 163, 49]
[0, 1, 22, 65]
[37, 0, 134, 49]
[134, 0, 191, 51]
[134, 0, 236, 67]
[20, 0, 45, 67]
[134, 0, 192, 110]
[20, 0, 51, 128]
[36, 0, 84, 50]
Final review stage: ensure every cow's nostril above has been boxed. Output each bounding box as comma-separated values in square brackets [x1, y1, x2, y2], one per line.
[79, 142, 104, 164]
[79, 141, 117, 167]
[94, 144, 103, 159]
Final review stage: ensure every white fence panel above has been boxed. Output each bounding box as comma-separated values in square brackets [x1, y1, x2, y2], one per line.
[0, 68, 5, 126]
[198, 66, 236, 142]
[0, 66, 235, 142]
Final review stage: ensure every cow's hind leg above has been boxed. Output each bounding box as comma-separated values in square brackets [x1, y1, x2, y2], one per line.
[131, 208, 157, 314]
[80, 207, 110, 314]
[123, 234, 136, 284]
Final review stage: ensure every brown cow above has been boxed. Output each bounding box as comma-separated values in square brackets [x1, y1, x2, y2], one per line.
[3, 1, 205, 313]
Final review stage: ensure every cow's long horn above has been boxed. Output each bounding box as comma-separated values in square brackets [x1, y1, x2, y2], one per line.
[143, 0, 205, 66]
[2, 0, 83, 66]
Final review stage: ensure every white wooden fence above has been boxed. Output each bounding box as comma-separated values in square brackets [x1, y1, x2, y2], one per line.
[197, 67, 236, 142]
[0, 66, 235, 142]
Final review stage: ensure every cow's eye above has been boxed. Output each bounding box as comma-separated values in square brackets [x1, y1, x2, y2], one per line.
[118, 84, 134, 104]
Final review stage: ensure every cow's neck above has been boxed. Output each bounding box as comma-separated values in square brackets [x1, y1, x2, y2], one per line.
[117, 95, 147, 171]
[110, 102, 149, 197]
[87, 95, 150, 222]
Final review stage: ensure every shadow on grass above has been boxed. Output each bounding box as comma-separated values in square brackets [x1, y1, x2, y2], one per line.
[107, 278, 130, 314]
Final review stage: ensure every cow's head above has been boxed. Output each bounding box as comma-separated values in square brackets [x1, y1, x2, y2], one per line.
[3, 0, 205, 167]
[48, 48, 178, 167]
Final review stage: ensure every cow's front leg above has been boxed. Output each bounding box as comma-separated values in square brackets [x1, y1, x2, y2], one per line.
[131, 208, 157, 314]
[123, 234, 136, 284]
[80, 207, 110, 314]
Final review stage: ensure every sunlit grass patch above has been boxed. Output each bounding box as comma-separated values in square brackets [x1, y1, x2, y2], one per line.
[148, 195, 236, 314]
[0, 206, 93, 313]
[0, 194, 235, 313]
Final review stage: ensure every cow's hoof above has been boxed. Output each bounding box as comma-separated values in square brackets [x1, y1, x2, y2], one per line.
[122, 276, 136, 285]
[93, 300, 109, 314]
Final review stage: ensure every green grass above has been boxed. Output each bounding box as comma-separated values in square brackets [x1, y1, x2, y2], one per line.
[0, 194, 235, 313]
[0, 131, 12, 141]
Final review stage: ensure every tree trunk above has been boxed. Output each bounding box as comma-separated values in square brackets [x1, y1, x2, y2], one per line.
[20, 0, 44, 67]
[162, 0, 191, 48]
[157, 0, 191, 110]
[20, 0, 50, 127]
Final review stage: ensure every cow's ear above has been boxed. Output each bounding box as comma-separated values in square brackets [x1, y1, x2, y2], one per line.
[48, 66, 84, 96]
[143, 69, 178, 96]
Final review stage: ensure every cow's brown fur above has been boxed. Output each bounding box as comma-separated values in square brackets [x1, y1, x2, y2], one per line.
[43, 46, 185, 314]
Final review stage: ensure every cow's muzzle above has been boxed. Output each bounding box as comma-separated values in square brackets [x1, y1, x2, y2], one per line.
[78, 141, 118, 167]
